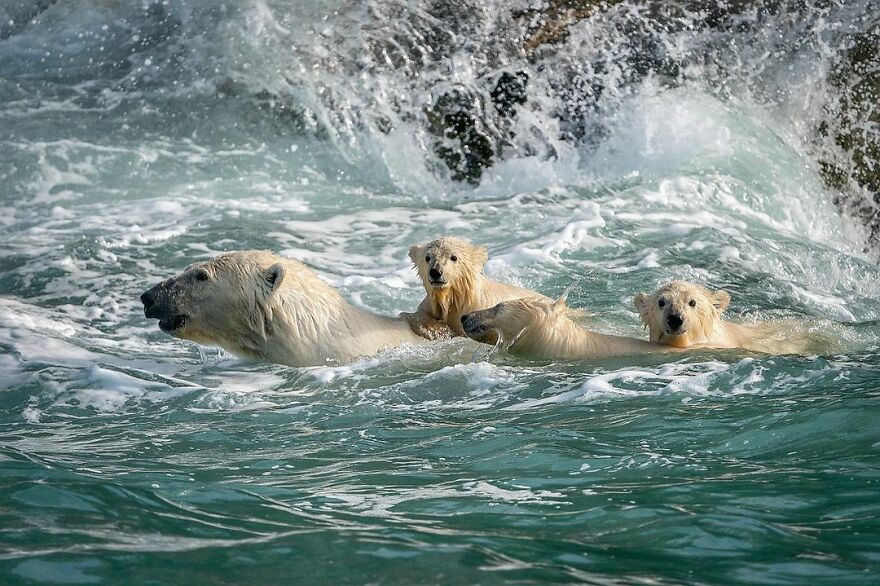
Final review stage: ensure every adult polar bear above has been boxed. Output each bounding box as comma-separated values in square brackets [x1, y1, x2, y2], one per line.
[404, 236, 546, 342]
[141, 250, 434, 367]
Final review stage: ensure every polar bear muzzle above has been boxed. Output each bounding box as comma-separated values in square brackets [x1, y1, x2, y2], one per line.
[665, 312, 684, 334]
[460, 304, 501, 344]
[141, 279, 188, 334]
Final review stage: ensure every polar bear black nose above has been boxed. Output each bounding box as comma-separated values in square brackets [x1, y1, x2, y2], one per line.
[666, 314, 683, 330]
[460, 313, 483, 336]
[429, 268, 443, 280]
[141, 282, 170, 319]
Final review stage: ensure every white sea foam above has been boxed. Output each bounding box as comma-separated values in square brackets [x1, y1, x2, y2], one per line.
[316, 479, 569, 519]
[0, 0, 877, 434]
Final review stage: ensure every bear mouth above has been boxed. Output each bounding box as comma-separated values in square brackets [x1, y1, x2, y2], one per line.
[158, 315, 188, 333]
[429, 279, 448, 288]
[663, 326, 686, 336]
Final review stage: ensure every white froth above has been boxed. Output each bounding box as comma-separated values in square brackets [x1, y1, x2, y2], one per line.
[317, 480, 569, 518]
[424, 362, 516, 395]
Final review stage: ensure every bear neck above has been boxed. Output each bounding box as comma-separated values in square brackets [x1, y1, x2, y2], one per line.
[509, 313, 595, 360]
[431, 268, 483, 320]
[263, 281, 419, 366]
[513, 314, 656, 360]
[656, 331, 694, 348]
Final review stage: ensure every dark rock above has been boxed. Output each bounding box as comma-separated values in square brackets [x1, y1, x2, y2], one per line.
[425, 70, 532, 184]
[426, 87, 497, 184]
[0, 0, 58, 41]
[491, 71, 529, 117]
[520, 1, 623, 52]
[818, 23, 880, 244]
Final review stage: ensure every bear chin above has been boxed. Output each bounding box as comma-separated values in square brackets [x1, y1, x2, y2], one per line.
[158, 315, 188, 333]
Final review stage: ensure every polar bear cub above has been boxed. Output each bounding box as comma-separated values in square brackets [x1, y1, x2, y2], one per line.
[633, 281, 734, 349]
[404, 236, 546, 342]
[633, 280, 829, 355]
[141, 250, 433, 367]
[461, 296, 672, 360]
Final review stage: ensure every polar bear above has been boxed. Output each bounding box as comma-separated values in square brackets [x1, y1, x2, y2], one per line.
[403, 236, 546, 343]
[633, 280, 830, 354]
[633, 281, 733, 349]
[461, 296, 672, 360]
[141, 250, 437, 367]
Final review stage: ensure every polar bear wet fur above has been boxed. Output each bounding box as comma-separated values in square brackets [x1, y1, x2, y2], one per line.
[633, 280, 831, 355]
[633, 281, 733, 349]
[461, 296, 672, 360]
[141, 250, 432, 366]
[405, 236, 545, 341]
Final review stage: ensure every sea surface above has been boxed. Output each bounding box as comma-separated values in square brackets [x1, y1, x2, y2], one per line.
[1, 1, 879, 584]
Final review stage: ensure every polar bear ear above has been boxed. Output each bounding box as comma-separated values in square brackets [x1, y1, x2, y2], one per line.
[408, 244, 425, 265]
[553, 283, 574, 311]
[633, 292, 649, 313]
[711, 289, 731, 312]
[264, 263, 286, 293]
[471, 244, 489, 267]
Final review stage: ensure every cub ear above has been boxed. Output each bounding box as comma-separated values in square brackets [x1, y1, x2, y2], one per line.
[472, 244, 489, 267]
[633, 292, 650, 316]
[711, 289, 731, 312]
[265, 263, 286, 292]
[408, 244, 425, 265]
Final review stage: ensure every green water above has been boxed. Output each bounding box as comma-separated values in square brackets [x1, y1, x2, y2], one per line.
[3, 355, 880, 583]
[2, 0, 880, 583]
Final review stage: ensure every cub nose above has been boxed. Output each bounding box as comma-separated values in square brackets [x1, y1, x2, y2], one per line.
[460, 313, 480, 335]
[429, 268, 443, 281]
[666, 314, 683, 330]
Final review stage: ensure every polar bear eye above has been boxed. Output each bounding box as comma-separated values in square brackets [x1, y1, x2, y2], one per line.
[689, 299, 696, 307]
[425, 255, 431, 262]
[194, 269, 210, 282]
[658, 299, 666, 308]
[450, 255, 458, 262]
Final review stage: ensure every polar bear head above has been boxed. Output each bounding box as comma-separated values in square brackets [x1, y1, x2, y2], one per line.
[140, 250, 337, 359]
[633, 280, 731, 348]
[461, 296, 574, 356]
[409, 236, 489, 294]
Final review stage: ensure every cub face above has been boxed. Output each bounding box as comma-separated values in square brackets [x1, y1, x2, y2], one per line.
[409, 236, 488, 291]
[634, 281, 730, 347]
[461, 297, 559, 347]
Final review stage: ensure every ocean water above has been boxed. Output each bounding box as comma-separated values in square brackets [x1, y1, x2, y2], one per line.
[2, 0, 880, 584]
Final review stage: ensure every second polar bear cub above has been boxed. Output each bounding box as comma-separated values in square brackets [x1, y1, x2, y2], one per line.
[461, 296, 670, 360]
[405, 236, 545, 342]
[633, 280, 829, 355]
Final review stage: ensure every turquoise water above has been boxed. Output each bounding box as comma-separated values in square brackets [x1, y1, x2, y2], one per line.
[2, 1, 880, 584]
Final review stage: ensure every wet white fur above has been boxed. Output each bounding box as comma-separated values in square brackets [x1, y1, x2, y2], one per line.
[634, 280, 830, 355]
[406, 236, 545, 338]
[466, 296, 673, 360]
[169, 250, 427, 366]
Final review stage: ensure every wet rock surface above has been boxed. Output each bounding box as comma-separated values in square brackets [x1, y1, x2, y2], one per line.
[818, 23, 880, 245]
[215, 0, 878, 249]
